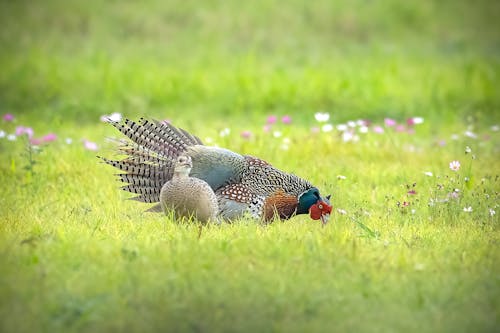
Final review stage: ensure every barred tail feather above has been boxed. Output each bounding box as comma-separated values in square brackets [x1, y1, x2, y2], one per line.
[100, 118, 203, 205]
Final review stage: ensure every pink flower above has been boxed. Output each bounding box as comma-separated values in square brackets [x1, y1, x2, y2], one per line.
[449, 160, 460, 171]
[263, 124, 272, 133]
[384, 118, 396, 127]
[407, 190, 417, 195]
[373, 126, 384, 134]
[42, 133, 57, 142]
[83, 139, 98, 151]
[15, 126, 34, 138]
[395, 125, 406, 132]
[281, 115, 292, 124]
[407, 117, 424, 126]
[240, 130, 252, 139]
[29, 138, 42, 145]
[266, 115, 277, 125]
[3, 113, 14, 122]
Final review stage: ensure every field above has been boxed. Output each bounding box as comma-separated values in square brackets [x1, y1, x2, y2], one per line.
[0, 1, 499, 332]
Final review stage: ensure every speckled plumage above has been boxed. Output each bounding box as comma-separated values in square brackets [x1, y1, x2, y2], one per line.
[100, 118, 326, 223]
[158, 155, 219, 223]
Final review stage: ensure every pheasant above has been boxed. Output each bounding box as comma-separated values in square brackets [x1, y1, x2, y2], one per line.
[158, 155, 219, 223]
[100, 118, 332, 224]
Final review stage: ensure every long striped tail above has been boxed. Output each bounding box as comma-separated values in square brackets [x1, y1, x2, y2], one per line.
[98, 118, 203, 204]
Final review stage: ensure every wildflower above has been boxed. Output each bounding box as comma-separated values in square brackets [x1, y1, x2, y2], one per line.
[83, 140, 98, 151]
[100, 112, 122, 123]
[407, 190, 417, 195]
[273, 131, 282, 138]
[337, 175, 346, 180]
[337, 209, 347, 215]
[449, 160, 460, 171]
[15, 126, 34, 138]
[424, 171, 433, 177]
[336, 124, 348, 132]
[464, 130, 477, 139]
[449, 189, 460, 200]
[358, 126, 368, 134]
[491, 125, 499, 132]
[42, 133, 57, 142]
[384, 118, 396, 127]
[438, 140, 446, 146]
[314, 112, 330, 122]
[465, 146, 472, 154]
[29, 138, 42, 145]
[240, 130, 252, 139]
[7, 134, 16, 141]
[3, 113, 14, 122]
[347, 121, 356, 128]
[65, 138, 73, 144]
[342, 130, 359, 143]
[219, 128, 230, 137]
[266, 115, 277, 125]
[263, 124, 272, 133]
[0, 130, 5, 138]
[280, 138, 290, 150]
[407, 117, 424, 126]
[373, 126, 384, 134]
[321, 124, 333, 132]
[489, 208, 496, 217]
[451, 134, 459, 140]
[281, 115, 292, 124]
[395, 125, 406, 132]
[463, 206, 473, 213]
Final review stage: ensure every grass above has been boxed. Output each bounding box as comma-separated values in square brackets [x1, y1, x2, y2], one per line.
[1, 1, 499, 332]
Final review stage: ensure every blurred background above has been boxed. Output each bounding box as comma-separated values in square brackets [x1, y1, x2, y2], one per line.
[0, 0, 499, 132]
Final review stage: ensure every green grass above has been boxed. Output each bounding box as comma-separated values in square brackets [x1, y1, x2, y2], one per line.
[1, 1, 499, 332]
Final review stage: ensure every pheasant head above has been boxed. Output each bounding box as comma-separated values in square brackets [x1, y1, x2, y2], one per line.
[297, 188, 333, 224]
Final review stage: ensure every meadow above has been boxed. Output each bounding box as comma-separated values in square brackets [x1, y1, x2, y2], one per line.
[0, 1, 499, 332]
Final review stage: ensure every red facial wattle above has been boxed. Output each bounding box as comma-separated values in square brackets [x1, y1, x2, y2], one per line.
[309, 200, 333, 224]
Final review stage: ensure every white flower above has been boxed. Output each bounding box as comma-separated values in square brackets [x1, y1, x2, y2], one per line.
[424, 171, 433, 177]
[412, 117, 424, 124]
[0, 130, 5, 138]
[100, 112, 123, 123]
[337, 209, 347, 215]
[358, 126, 369, 134]
[336, 124, 348, 132]
[491, 125, 499, 132]
[272, 131, 282, 138]
[489, 209, 496, 217]
[347, 121, 356, 128]
[465, 146, 472, 154]
[449, 160, 461, 171]
[314, 112, 330, 122]
[321, 124, 333, 132]
[451, 134, 460, 140]
[463, 206, 473, 213]
[282, 137, 291, 144]
[337, 175, 347, 180]
[342, 130, 359, 143]
[65, 138, 73, 144]
[219, 128, 231, 137]
[464, 131, 477, 139]
[7, 134, 16, 141]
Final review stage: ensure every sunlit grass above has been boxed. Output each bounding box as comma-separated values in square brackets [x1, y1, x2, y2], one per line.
[1, 0, 499, 332]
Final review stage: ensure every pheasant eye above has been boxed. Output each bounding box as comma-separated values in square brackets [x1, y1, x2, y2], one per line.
[318, 204, 323, 209]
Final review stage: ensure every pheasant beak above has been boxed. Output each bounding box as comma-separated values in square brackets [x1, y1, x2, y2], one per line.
[320, 212, 330, 225]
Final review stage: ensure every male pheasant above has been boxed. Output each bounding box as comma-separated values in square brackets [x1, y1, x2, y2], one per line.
[158, 155, 219, 223]
[100, 118, 332, 224]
